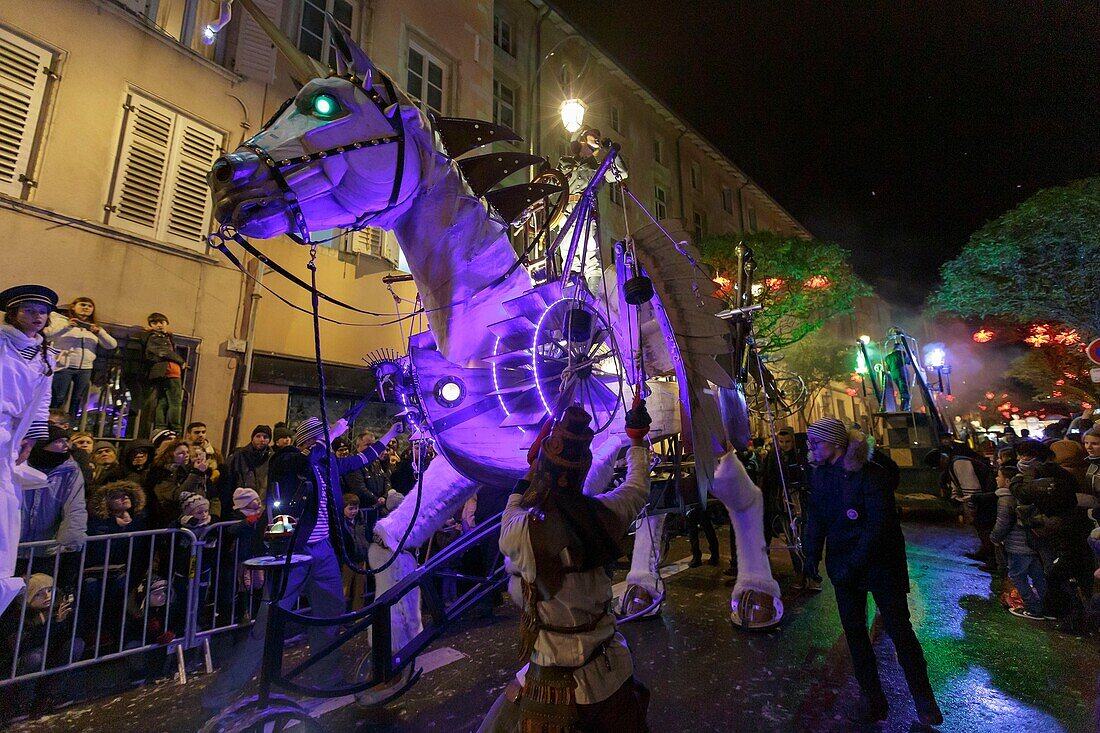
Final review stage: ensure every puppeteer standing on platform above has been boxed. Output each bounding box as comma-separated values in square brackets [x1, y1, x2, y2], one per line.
[554, 128, 629, 290]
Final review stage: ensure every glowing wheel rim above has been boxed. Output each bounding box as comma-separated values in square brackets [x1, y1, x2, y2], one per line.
[532, 298, 625, 433]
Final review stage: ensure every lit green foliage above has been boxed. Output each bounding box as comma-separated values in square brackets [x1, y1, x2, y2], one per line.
[700, 231, 870, 352]
[778, 330, 857, 409]
[931, 177, 1100, 338]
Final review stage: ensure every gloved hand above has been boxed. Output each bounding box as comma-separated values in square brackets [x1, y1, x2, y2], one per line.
[526, 418, 554, 466]
[625, 395, 651, 441]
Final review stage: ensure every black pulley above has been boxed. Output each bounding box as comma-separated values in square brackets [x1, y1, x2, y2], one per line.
[623, 275, 654, 305]
[565, 307, 593, 342]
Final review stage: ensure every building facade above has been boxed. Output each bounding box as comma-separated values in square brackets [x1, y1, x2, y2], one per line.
[1, 0, 809, 452]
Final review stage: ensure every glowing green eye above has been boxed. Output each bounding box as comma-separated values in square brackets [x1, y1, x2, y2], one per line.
[312, 94, 340, 118]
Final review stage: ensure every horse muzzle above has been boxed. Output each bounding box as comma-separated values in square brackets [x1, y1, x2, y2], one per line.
[208, 151, 294, 238]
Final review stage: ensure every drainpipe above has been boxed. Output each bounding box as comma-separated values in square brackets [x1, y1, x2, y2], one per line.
[736, 179, 749, 232]
[674, 130, 687, 221]
[528, 6, 551, 157]
[227, 257, 263, 453]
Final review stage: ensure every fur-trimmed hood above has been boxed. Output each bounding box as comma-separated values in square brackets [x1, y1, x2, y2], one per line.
[843, 430, 871, 473]
[90, 480, 146, 519]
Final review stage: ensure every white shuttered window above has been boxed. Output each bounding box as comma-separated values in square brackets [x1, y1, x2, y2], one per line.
[349, 226, 400, 266]
[107, 92, 224, 252]
[0, 27, 54, 197]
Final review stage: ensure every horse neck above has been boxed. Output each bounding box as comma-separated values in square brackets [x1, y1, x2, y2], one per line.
[392, 152, 531, 365]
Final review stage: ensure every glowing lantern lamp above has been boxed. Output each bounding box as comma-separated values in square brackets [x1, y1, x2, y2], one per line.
[560, 98, 587, 133]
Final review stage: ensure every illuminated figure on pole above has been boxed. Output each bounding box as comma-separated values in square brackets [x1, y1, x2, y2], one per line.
[882, 340, 911, 412]
[554, 126, 628, 291]
[201, 4, 782, 722]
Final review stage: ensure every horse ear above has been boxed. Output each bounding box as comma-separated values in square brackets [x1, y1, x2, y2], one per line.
[325, 15, 376, 83]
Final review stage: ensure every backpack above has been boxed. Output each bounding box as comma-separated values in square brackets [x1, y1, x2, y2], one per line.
[1012, 475, 1064, 541]
[965, 457, 998, 494]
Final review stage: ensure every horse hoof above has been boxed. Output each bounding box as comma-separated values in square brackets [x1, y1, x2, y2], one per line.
[730, 589, 783, 631]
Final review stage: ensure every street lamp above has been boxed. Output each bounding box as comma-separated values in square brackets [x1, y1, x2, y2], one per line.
[559, 98, 587, 133]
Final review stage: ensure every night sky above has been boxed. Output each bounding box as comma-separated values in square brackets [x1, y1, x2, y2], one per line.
[548, 1, 1100, 308]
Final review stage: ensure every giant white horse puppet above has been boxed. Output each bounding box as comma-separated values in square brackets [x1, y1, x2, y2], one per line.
[207, 8, 782, 678]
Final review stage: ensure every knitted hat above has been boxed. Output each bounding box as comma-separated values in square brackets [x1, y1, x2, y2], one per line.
[251, 424, 272, 439]
[150, 429, 177, 449]
[232, 487, 260, 511]
[293, 417, 326, 448]
[180, 492, 210, 518]
[93, 440, 115, 454]
[332, 436, 351, 452]
[1051, 438, 1086, 460]
[806, 417, 849, 448]
[26, 573, 53, 602]
[273, 426, 292, 443]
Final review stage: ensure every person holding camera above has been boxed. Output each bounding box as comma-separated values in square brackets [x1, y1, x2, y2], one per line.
[45, 297, 116, 417]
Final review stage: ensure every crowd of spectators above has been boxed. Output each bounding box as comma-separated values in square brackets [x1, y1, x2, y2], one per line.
[927, 415, 1100, 635]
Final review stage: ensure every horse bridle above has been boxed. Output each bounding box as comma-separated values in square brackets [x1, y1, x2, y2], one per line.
[238, 73, 407, 246]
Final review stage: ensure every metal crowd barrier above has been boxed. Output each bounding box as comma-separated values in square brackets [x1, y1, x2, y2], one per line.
[1, 520, 320, 690]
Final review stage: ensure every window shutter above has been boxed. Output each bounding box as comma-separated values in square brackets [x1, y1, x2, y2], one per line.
[0, 27, 53, 197]
[232, 0, 281, 84]
[163, 118, 222, 250]
[379, 231, 400, 266]
[109, 94, 174, 237]
[349, 227, 399, 267]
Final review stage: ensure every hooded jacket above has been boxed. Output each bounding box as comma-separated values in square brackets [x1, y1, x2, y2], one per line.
[86, 481, 147, 567]
[19, 454, 86, 553]
[989, 484, 1035, 556]
[139, 329, 184, 380]
[803, 435, 909, 593]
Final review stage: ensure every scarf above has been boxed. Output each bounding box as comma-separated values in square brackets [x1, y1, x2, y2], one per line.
[1017, 456, 1040, 476]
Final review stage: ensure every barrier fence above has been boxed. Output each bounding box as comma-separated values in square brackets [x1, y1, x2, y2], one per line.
[1, 520, 269, 688]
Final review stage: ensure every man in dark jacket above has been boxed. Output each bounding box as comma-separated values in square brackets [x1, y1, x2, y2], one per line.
[139, 313, 185, 434]
[802, 417, 942, 726]
[217, 425, 273, 516]
[203, 416, 403, 711]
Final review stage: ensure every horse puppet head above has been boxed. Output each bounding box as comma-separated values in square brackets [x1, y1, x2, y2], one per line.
[208, 18, 430, 243]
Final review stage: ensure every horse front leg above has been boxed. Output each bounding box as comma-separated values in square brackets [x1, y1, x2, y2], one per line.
[708, 450, 784, 630]
[370, 459, 479, 656]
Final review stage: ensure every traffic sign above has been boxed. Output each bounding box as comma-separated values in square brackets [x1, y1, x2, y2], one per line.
[1088, 338, 1100, 365]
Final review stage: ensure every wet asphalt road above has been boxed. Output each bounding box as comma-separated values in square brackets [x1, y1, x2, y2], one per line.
[5, 519, 1098, 733]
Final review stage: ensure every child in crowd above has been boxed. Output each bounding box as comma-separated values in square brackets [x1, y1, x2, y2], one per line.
[340, 493, 372, 611]
[140, 313, 185, 434]
[45, 296, 117, 416]
[990, 465, 1047, 619]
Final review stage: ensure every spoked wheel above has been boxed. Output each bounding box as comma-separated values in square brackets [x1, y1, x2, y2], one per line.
[532, 297, 625, 433]
[744, 367, 807, 418]
[200, 695, 323, 733]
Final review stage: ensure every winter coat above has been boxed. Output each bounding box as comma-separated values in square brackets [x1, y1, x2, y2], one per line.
[989, 485, 1035, 556]
[340, 458, 389, 505]
[803, 438, 909, 593]
[43, 312, 117, 370]
[144, 463, 208, 529]
[218, 444, 272, 511]
[341, 516, 372, 563]
[1011, 462, 1092, 556]
[86, 482, 148, 567]
[224, 508, 265, 562]
[139, 330, 184, 380]
[18, 456, 87, 552]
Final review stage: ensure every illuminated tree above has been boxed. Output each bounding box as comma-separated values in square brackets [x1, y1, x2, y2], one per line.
[778, 330, 859, 423]
[700, 231, 870, 352]
[1006, 342, 1099, 408]
[931, 177, 1100, 338]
